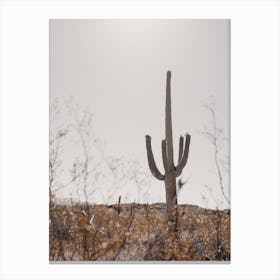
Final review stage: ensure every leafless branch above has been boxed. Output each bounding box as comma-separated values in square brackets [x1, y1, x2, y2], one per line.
[202, 98, 230, 206]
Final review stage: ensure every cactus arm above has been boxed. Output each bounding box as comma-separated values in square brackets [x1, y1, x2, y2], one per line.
[162, 139, 168, 172]
[145, 135, 165, 181]
[175, 134, 191, 177]
[177, 136, 184, 164]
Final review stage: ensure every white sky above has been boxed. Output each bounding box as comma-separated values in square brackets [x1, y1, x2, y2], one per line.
[50, 19, 230, 209]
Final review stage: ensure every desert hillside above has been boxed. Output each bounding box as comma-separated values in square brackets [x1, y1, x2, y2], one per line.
[49, 202, 230, 261]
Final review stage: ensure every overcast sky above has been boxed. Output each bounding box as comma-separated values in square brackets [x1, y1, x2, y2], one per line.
[50, 19, 230, 209]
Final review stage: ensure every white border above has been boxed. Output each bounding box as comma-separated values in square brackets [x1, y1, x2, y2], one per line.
[0, 0, 279, 279]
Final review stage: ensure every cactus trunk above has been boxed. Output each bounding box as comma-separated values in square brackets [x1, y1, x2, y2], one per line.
[145, 71, 191, 214]
[165, 71, 174, 171]
[165, 71, 177, 212]
[165, 170, 177, 212]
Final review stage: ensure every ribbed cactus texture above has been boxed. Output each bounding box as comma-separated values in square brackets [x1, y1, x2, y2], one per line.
[145, 71, 191, 213]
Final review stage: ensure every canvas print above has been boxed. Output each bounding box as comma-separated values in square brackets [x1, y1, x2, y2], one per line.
[49, 19, 230, 261]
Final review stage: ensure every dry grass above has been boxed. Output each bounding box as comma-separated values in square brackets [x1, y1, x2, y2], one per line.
[49, 202, 230, 261]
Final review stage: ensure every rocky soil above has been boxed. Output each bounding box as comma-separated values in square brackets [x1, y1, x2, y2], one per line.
[49, 202, 230, 261]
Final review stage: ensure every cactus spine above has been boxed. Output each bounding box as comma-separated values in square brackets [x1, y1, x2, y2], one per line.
[145, 71, 191, 213]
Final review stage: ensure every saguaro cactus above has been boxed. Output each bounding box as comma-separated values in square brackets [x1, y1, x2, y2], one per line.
[145, 71, 191, 213]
